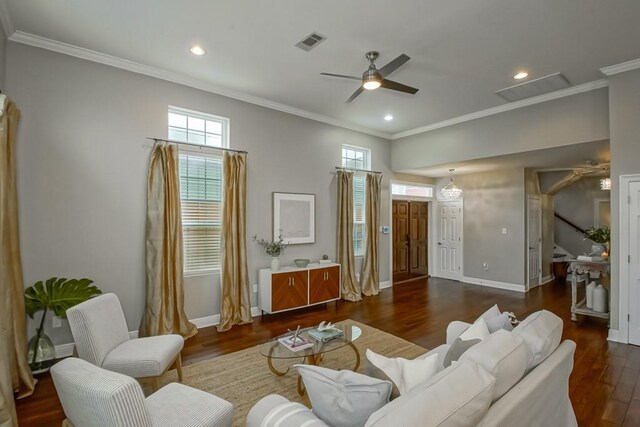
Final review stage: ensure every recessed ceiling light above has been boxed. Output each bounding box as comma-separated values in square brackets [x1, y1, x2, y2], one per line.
[190, 45, 206, 56]
[514, 71, 528, 80]
[384, 114, 393, 121]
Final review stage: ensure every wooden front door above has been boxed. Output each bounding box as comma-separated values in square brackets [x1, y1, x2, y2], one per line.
[393, 201, 409, 277]
[409, 202, 429, 276]
[393, 200, 429, 282]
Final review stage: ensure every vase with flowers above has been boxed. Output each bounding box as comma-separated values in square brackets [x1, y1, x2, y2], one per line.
[582, 226, 611, 258]
[254, 233, 288, 271]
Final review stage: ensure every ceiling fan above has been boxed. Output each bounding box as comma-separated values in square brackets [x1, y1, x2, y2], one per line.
[321, 51, 419, 103]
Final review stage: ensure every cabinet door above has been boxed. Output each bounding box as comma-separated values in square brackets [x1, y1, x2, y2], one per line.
[272, 271, 308, 312]
[310, 266, 341, 304]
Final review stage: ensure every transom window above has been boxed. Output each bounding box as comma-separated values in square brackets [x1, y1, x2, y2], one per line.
[342, 145, 371, 257]
[168, 107, 229, 274]
[168, 106, 229, 148]
[391, 183, 434, 198]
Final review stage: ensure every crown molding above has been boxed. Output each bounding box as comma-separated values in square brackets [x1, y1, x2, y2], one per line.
[8, 31, 391, 139]
[600, 58, 640, 76]
[390, 79, 609, 140]
[0, 0, 14, 38]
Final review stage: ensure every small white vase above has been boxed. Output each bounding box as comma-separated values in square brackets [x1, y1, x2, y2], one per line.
[271, 257, 280, 271]
[593, 285, 608, 313]
[586, 281, 596, 309]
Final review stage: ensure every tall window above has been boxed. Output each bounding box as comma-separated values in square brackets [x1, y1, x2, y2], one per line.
[342, 145, 370, 257]
[169, 107, 229, 274]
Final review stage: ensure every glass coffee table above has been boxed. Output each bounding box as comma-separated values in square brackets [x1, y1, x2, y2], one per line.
[260, 322, 362, 395]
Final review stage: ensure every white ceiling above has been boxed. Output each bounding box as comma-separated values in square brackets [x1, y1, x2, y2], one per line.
[5, 0, 640, 135]
[400, 140, 610, 177]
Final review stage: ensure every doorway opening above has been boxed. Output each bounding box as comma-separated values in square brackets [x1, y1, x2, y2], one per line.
[392, 200, 429, 284]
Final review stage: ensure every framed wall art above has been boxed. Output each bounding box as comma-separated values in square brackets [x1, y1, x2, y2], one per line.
[273, 192, 315, 244]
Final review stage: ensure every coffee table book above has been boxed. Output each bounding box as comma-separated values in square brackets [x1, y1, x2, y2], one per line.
[277, 335, 314, 352]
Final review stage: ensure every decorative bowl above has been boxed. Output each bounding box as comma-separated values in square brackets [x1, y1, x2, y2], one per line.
[294, 259, 310, 268]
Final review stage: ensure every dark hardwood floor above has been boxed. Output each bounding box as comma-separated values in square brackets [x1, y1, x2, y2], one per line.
[16, 277, 639, 426]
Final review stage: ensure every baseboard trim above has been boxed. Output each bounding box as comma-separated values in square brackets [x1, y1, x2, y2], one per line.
[608, 329, 625, 343]
[54, 306, 260, 357]
[541, 275, 554, 285]
[462, 276, 526, 293]
[380, 281, 392, 289]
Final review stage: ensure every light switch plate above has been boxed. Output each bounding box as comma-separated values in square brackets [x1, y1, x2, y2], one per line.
[52, 316, 62, 328]
[502, 228, 508, 235]
[380, 226, 390, 234]
[253, 284, 258, 293]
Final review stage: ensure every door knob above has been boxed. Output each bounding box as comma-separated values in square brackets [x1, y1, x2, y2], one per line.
[437, 242, 443, 246]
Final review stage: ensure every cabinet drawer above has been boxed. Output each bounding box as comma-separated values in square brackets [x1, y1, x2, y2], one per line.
[309, 266, 340, 304]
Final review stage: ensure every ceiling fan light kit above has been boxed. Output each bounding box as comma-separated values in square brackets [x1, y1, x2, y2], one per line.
[321, 51, 418, 102]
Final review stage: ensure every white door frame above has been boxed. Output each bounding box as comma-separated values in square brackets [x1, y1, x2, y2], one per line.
[618, 174, 640, 344]
[527, 195, 543, 291]
[432, 199, 464, 281]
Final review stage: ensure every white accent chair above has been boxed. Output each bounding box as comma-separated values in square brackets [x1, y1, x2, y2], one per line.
[67, 293, 184, 390]
[51, 357, 234, 427]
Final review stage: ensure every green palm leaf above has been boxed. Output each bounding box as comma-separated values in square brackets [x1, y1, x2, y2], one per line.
[25, 277, 102, 318]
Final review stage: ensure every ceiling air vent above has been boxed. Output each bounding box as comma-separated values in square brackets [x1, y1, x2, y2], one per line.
[295, 32, 326, 51]
[495, 73, 571, 102]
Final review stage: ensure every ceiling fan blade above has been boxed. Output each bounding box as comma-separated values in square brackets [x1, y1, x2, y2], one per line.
[346, 86, 365, 103]
[378, 54, 410, 77]
[380, 79, 419, 94]
[320, 72, 361, 81]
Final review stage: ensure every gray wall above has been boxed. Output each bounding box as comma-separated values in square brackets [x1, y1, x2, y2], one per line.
[392, 89, 610, 172]
[0, 24, 6, 90]
[539, 172, 610, 257]
[609, 68, 640, 331]
[6, 42, 428, 345]
[436, 168, 526, 288]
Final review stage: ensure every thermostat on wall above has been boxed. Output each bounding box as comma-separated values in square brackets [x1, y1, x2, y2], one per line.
[380, 226, 390, 234]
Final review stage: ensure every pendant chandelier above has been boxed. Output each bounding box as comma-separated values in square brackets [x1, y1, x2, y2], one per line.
[600, 177, 611, 191]
[441, 169, 463, 201]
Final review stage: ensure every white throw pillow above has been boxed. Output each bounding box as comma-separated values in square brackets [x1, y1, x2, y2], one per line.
[459, 317, 491, 341]
[478, 304, 514, 333]
[513, 310, 563, 371]
[366, 349, 441, 395]
[295, 364, 392, 427]
[459, 329, 528, 401]
[364, 361, 495, 427]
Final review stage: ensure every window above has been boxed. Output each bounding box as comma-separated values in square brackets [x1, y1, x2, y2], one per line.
[391, 183, 434, 198]
[342, 145, 370, 257]
[169, 107, 229, 274]
[168, 106, 229, 148]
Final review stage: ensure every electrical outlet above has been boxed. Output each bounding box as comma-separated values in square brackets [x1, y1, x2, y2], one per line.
[502, 227, 508, 235]
[482, 262, 489, 270]
[52, 316, 62, 328]
[253, 284, 258, 293]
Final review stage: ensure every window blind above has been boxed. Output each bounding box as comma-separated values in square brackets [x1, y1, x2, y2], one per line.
[179, 154, 223, 273]
[353, 175, 366, 256]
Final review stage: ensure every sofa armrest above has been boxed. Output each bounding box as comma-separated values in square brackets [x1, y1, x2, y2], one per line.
[446, 321, 472, 345]
[247, 394, 328, 427]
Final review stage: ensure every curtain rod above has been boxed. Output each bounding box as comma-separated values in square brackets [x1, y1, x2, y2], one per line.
[335, 166, 382, 175]
[147, 137, 248, 154]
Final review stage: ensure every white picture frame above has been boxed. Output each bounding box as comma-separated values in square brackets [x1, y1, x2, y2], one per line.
[273, 192, 315, 244]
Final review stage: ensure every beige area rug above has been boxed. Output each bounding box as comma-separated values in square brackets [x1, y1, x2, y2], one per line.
[155, 320, 427, 426]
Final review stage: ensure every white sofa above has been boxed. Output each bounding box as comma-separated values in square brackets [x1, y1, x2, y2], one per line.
[247, 310, 577, 427]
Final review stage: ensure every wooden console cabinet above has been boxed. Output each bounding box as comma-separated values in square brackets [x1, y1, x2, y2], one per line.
[258, 263, 341, 314]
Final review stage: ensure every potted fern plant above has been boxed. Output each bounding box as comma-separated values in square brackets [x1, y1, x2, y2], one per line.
[24, 277, 102, 370]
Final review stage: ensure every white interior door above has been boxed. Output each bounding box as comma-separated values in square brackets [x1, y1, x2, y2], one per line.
[628, 181, 640, 345]
[527, 196, 542, 289]
[436, 201, 462, 280]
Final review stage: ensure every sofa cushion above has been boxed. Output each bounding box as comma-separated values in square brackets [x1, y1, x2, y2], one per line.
[478, 304, 514, 333]
[443, 338, 481, 368]
[364, 361, 495, 427]
[459, 317, 491, 341]
[259, 401, 327, 427]
[459, 329, 528, 402]
[295, 364, 392, 427]
[366, 349, 440, 395]
[513, 310, 563, 371]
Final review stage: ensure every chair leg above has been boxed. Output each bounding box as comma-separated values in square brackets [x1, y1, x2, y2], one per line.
[176, 353, 183, 382]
